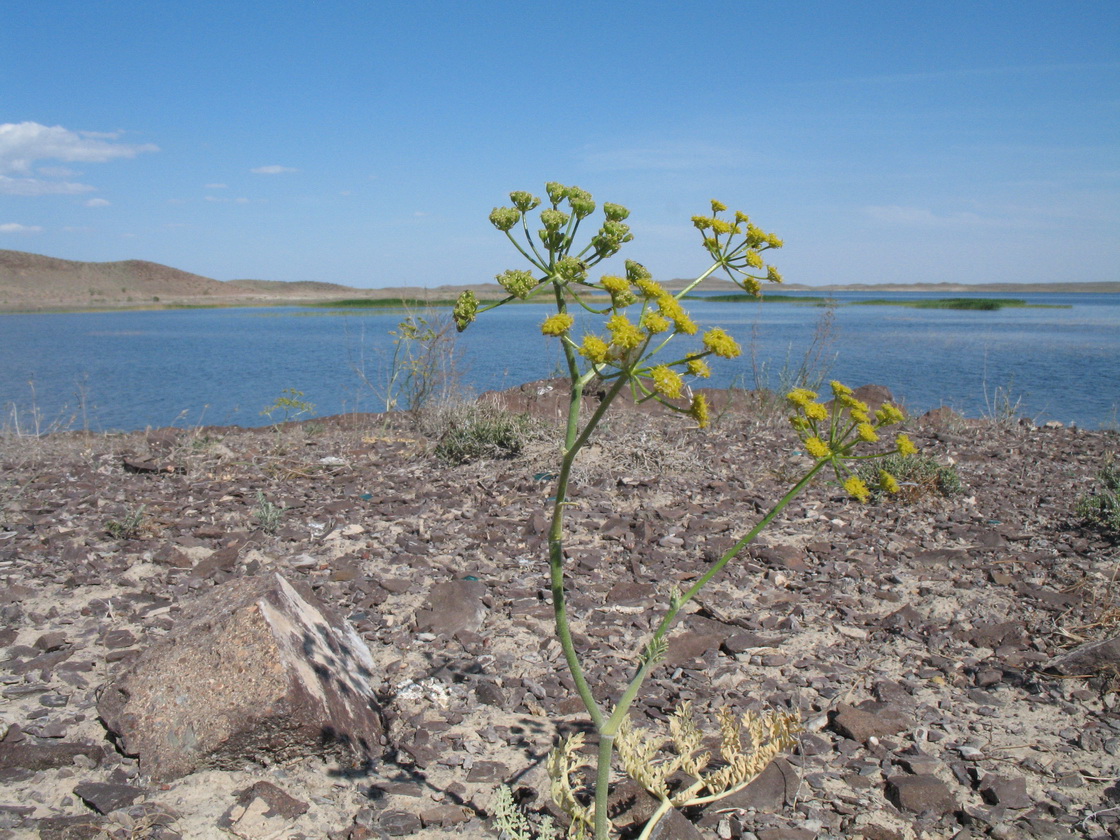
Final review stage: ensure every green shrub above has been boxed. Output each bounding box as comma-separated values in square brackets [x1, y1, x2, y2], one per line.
[1077, 457, 1120, 538]
[106, 505, 147, 540]
[433, 407, 537, 465]
[855, 452, 962, 502]
[252, 491, 287, 534]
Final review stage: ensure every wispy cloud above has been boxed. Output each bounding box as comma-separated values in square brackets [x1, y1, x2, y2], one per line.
[205, 182, 228, 189]
[85, 197, 111, 208]
[251, 165, 298, 175]
[38, 166, 78, 177]
[0, 222, 43, 234]
[0, 122, 157, 196]
[0, 175, 95, 196]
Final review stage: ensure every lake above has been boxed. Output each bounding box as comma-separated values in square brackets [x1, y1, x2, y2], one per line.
[1, 291, 1117, 432]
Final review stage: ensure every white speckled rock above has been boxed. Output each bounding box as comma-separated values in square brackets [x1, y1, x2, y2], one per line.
[98, 572, 384, 780]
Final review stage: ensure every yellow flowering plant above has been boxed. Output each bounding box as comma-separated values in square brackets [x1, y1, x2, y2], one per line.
[457, 185, 915, 840]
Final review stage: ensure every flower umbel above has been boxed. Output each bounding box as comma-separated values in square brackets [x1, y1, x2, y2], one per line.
[452, 290, 478, 332]
[701, 328, 742, 359]
[786, 381, 921, 504]
[844, 476, 871, 503]
[541, 313, 575, 337]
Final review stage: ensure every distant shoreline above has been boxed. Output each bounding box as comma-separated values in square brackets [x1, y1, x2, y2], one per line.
[2, 281, 1117, 315]
[2, 247, 1116, 313]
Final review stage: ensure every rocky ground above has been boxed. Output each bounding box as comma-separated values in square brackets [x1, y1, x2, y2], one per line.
[1, 384, 1118, 840]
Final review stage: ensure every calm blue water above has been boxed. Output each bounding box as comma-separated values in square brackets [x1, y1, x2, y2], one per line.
[1, 292, 1117, 432]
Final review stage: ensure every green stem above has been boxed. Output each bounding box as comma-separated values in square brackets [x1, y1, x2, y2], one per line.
[673, 261, 723, 299]
[547, 320, 633, 738]
[594, 733, 615, 840]
[602, 458, 829, 738]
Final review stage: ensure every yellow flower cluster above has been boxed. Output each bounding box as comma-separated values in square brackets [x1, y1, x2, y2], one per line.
[600, 275, 629, 296]
[640, 311, 670, 334]
[691, 201, 785, 298]
[686, 358, 711, 378]
[651, 365, 684, 399]
[688, 393, 710, 428]
[579, 334, 610, 365]
[701, 328, 742, 359]
[805, 436, 831, 459]
[656, 295, 697, 335]
[843, 476, 871, 503]
[606, 314, 644, 350]
[541, 313, 574, 336]
[785, 380, 917, 503]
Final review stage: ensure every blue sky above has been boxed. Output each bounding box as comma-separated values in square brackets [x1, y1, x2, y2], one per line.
[2, 1, 1117, 288]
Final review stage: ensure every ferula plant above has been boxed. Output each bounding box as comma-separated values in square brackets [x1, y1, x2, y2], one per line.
[457, 184, 916, 839]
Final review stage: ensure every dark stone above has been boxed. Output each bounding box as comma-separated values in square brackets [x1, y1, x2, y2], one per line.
[979, 774, 1033, 809]
[419, 804, 471, 827]
[722, 631, 781, 654]
[465, 760, 508, 782]
[605, 581, 655, 606]
[379, 809, 422, 836]
[750, 543, 808, 570]
[966, 620, 1024, 649]
[719, 757, 799, 811]
[73, 781, 146, 814]
[10, 648, 73, 674]
[884, 774, 957, 815]
[1047, 633, 1120, 675]
[234, 781, 309, 819]
[102, 629, 137, 649]
[33, 814, 106, 840]
[35, 631, 68, 652]
[475, 682, 505, 707]
[646, 807, 705, 840]
[880, 604, 921, 632]
[855, 827, 905, 840]
[414, 579, 487, 637]
[190, 543, 240, 577]
[830, 702, 912, 743]
[665, 630, 723, 666]
[756, 829, 816, 840]
[0, 740, 102, 781]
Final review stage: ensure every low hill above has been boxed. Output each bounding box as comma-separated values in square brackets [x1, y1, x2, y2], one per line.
[226, 278, 357, 295]
[0, 249, 242, 309]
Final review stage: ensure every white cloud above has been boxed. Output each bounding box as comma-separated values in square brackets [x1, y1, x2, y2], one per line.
[0, 174, 95, 196]
[251, 165, 298, 174]
[0, 122, 156, 197]
[205, 182, 228, 189]
[0, 222, 43, 234]
[85, 198, 111, 207]
[38, 166, 78, 177]
[0, 122, 157, 174]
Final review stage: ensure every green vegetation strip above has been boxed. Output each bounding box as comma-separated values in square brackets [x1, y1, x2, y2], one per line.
[310, 297, 460, 308]
[688, 294, 1068, 310]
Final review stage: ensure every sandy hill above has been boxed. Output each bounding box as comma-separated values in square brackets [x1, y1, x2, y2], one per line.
[226, 278, 357, 295]
[0, 250, 502, 311]
[0, 249, 241, 308]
